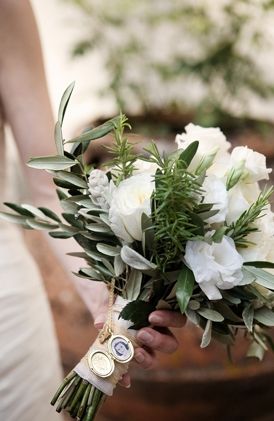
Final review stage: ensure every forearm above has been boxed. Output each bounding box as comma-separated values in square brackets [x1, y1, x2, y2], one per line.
[0, 0, 108, 321]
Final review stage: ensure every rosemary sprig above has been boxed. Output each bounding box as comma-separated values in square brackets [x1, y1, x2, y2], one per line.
[151, 143, 204, 270]
[226, 187, 274, 247]
[106, 112, 135, 184]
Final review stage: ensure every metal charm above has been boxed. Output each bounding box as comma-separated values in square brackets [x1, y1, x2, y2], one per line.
[88, 350, 115, 378]
[108, 334, 134, 364]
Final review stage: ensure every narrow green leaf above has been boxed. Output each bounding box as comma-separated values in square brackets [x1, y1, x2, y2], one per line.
[65, 116, 120, 144]
[242, 303, 254, 332]
[212, 226, 227, 243]
[21, 204, 47, 219]
[3, 202, 33, 217]
[176, 266, 195, 314]
[54, 121, 64, 155]
[27, 155, 76, 170]
[244, 266, 274, 290]
[126, 270, 142, 301]
[58, 81, 75, 126]
[38, 207, 61, 222]
[121, 245, 157, 271]
[0, 212, 30, 227]
[53, 170, 87, 188]
[200, 319, 212, 348]
[178, 141, 199, 168]
[96, 243, 120, 256]
[49, 231, 75, 239]
[27, 219, 59, 230]
[198, 308, 224, 322]
[244, 261, 274, 269]
[254, 307, 274, 327]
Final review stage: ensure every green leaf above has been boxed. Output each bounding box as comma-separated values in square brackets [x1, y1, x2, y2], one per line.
[0, 211, 30, 228]
[195, 151, 216, 175]
[226, 162, 245, 190]
[244, 261, 274, 269]
[254, 307, 274, 327]
[65, 116, 120, 144]
[54, 121, 64, 155]
[58, 81, 75, 126]
[242, 303, 254, 332]
[53, 170, 87, 188]
[200, 319, 212, 348]
[38, 207, 61, 222]
[96, 243, 120, 257]
[211, 226, 227, 243]
[244, 266, 274, 290]
[175, 266, 195, 314]
[3, 202, 33, 217]
[80, 267, 103, 281]
[21, 204, 47, 219]
[222, 291, 241, 305]
[27, 219, 59, 230]
[86, 224, 111, 233]
[126, 270, 142, 301]
[178, 141, 199, 168]
[27, 155, 76, 170]
[198, 308, 224, 322]
[49, 231, 74, 239]
[119, 300, 156, 330]
[121, 245, 157, 271]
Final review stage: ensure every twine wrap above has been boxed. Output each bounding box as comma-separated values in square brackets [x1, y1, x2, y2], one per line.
[74, 296, 136, 396]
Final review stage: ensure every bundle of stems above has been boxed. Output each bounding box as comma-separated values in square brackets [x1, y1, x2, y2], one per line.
[51, 371, 105, 420]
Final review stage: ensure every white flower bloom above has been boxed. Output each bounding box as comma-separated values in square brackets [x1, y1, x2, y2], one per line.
[226, 182, 260, 225]
[202, 175, 228, 224]
[88, 169, 110, 209]
[184, 236, 244, 300]
[133, 159, 158, 175]
[230, 146, 271, 183]
[109, 174, 154, 243]
[239, 207, 274, 262]
[175, 123, 231, 175]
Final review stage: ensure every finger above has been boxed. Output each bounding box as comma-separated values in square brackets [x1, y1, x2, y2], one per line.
[134, 347, 157, 369]
[149, 310, 186, 328]
[137, 327, 179, 353]
[118, 373, 131, 388]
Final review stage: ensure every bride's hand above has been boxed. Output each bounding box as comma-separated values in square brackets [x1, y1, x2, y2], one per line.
[119, 310, 186, 388]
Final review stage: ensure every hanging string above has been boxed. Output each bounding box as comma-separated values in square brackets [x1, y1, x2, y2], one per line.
[98, 278, 115, 344]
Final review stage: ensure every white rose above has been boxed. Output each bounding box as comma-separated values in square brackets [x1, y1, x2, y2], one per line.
[175, 123, 231, 175]
[239, 207, 274, 262]
[184, 236, 244, 300]
[109, 174, 154, 243]
[226, 182, 260, 225]
[133, 159, 158, 175]
[230, 146, 271, 183]
[202, 175, 228, 224]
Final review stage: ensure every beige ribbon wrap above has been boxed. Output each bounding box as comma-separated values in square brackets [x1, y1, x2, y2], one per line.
[74, 296, 136, 396]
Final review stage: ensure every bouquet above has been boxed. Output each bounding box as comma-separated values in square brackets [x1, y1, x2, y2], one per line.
[1, 82, 274, 421]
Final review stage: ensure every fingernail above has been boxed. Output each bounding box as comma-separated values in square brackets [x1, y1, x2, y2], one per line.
[149, 314, 162, 324]
[135, 351, 145, 363]
[138, 331, 153, 345]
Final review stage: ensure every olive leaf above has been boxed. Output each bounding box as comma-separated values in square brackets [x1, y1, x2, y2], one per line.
[27, 155, 76, 170]
[121, 245, 156, 271]
[176, 265, 195, 314]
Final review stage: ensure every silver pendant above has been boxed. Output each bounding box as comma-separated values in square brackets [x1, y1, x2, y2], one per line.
[108, 334, 134, 364]
[88, 350, 115, 378]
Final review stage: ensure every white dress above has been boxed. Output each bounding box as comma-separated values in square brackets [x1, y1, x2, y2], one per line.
[0, 110, 63, 420]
